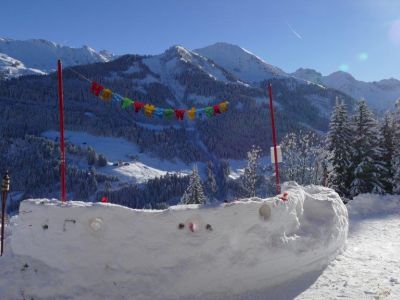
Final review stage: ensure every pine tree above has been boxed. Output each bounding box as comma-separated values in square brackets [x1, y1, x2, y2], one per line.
[349, 100, 385, 197]
[180, 165, 207, 204]
[392, 99, 400, 194]
[326, 101, 353, 197]
[378, 114, 395, 193]
[97, 154, 108, 167]
[204, 161, 218, 201]
[241, 145, 261, 197]
[87, 146, 97, 166]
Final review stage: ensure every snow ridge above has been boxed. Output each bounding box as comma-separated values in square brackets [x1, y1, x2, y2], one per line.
[0, 38, 113, 78]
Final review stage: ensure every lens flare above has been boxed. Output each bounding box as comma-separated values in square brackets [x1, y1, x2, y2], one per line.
[358, 52, 368, 61]
[389, 19, 400, 46]
[339, 64, 349, 72]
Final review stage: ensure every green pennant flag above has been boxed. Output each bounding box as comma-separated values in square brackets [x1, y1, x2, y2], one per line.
[121, 98, 133, 109]
[205, 106, 214, 118]
[164, 108, 174, 119]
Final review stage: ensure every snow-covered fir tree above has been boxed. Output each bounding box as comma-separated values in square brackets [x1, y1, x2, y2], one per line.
[349, 100, 385, 197]
[281, 130, 324, 185]
[241, 145, 261, 197]
[392, 99, 400, 194]
[378, 114, 396, 193]
[180, 165, 207, 204]
[326, 101, 353, 197]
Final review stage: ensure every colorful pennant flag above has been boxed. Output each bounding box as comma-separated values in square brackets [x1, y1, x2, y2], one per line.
[121, 97, 133, 109]
[187, 107, 196, 120]
[100, 89, 112, 101]
[89, 81, 229, 121]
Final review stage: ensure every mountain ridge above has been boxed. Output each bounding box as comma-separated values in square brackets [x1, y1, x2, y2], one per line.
[0, 37, 115, 79]
[0, 38, 398, 110]
[291, 68, 400, 110]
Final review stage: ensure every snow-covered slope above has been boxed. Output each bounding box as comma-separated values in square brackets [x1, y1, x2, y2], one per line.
[0, 52, 45, 79]
[0, 38, 113, 78]
[141, 45, 237, 102]
[194, 42, 287, 84]
[43, 130, 195, 184]
[292, 68, 400, 111]
[0, 183, 348, 300]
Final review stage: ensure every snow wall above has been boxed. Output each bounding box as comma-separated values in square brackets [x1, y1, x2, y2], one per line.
[9, 182, 348, 300]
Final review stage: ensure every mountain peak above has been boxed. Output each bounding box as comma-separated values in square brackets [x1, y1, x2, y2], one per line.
[327, 71, 356, 82]
[0, 38, 110, 76]
[291, 68, 323, 83]
[194, 42, 287, 83]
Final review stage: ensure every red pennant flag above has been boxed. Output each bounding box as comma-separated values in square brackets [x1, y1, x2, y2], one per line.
[175, 109, 186, 120]
[134, 101, 145, 113]
[90, 82, 104, 96]
[213, 105, 221, 115]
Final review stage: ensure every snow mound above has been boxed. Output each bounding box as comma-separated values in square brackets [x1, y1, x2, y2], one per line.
[347, 193, 400, 216]
[3, 183, 348, 299]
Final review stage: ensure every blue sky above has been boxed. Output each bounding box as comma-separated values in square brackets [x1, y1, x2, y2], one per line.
[1, 0, 399, 81]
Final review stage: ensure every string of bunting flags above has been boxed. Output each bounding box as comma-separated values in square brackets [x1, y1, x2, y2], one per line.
[90, 81, 229, 121]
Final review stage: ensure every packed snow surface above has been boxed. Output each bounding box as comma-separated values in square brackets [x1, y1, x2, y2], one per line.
[0, 183, 348, 299]
[297, 193, 400, 300]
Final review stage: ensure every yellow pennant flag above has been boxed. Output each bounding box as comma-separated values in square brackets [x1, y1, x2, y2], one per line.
[100, 89, 112, 101]
[144, 104, 156, 117]
[219, 101, 229, 113]
[187, 107, 196, 120]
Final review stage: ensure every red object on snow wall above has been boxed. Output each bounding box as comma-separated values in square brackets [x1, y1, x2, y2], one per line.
[57, 60, 67, 202]
[268, 83, 281, 194]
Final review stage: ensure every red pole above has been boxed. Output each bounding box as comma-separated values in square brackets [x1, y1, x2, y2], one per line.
[1, 171, 10, 256]
[57, 60, 66, 202]
[1, 191, 6, 256]
[268, 83, 281, 194]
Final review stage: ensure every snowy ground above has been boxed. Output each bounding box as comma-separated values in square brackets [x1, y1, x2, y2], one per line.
[296, 194, 400, 300]
[42, 130, 195, 183]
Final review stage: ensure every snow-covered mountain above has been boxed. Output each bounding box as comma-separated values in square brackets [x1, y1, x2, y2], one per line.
[292, 68, 400, 111]
[194, 42, 287, 84]
[1, 38, 398, 111]
[0, 38, 114, 78]
[0, 52, 45, 79]
[140, 45, 238, 102]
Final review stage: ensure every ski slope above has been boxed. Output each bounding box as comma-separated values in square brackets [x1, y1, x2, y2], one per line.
[0, 183, 348, 299]
[42, 130, 256, 183]
[42, 130, 195, 183]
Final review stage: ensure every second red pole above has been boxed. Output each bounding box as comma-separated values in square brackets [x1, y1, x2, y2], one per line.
[268, 83, 281, 194]
[57, 59, 66, 202]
